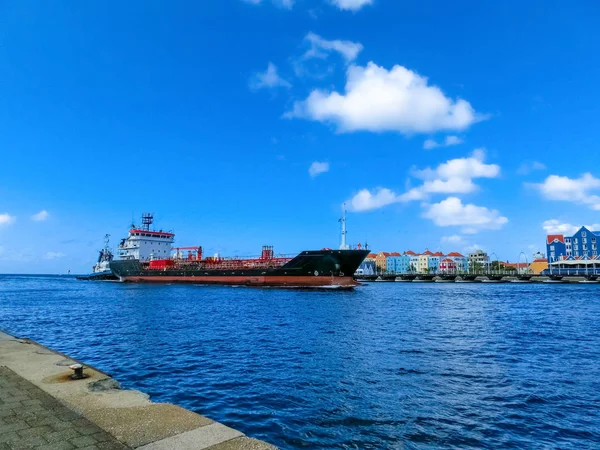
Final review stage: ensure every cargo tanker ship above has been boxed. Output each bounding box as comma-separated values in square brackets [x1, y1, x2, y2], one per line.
[109, 213, 369, 288]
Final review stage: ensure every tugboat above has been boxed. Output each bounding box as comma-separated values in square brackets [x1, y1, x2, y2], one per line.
[110, 211, 369, 288]
[76, 234, 118, 281]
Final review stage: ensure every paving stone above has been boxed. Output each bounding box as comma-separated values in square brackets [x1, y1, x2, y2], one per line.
[69, 435, 99, 448]
[0, 367, 128, 450]
[35, 442, 76, 450]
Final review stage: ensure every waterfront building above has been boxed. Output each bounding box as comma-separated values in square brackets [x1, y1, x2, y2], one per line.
[503, 262, 529, 274]
[356, 260, 376, 276]
[418, 250, 434, 273]
[468, 250, 490, 271]
[385, 252, 402, 274]
[546, 226, 600, 261]
[529, 259, 548, 275]
[439, 258, 457, 273]
[375, 252, 391, 272]
[446, 252, 468, 272]
[404, 251, 419, 273]
[428, 251, 444, 274]
[533, 251, 546, 261]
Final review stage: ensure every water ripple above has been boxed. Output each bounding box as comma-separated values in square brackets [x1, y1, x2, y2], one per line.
[1, 275, 600, 448]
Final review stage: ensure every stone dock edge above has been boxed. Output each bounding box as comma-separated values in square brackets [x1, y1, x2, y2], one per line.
[0, 329, 277, 450]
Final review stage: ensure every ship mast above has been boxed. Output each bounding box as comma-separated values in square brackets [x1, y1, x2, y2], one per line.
[339, 203, 350, 250]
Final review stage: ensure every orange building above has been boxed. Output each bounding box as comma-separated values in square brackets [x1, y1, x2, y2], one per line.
[375, 252, 391, 271]
[529, 259, 549, 275]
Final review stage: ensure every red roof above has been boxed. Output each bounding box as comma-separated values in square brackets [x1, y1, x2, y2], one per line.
[547, 234, 565, 244]
[422, 250, 434, 256]
[389, 252, 401, 256]
[447, 252, 464, 257]
[433, 251, 444, 257]
[366, 253, 377, 259]
[379, 252, 391, 257]
[404, 250, 417, 256]
[441, 258, 454, 263]
[504, 262, 529, 268]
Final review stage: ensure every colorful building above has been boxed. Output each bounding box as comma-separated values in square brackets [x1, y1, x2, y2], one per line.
[446, 252, 468, 272]
[546, 226, 600, 262]
[439, 258, 457, 273]
[385, 252, 402, 274]
[404, 251, 419, 273]
[375, 252, 391, 272]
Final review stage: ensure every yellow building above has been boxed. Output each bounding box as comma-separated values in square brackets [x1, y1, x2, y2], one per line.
[417, 250, 434, 273]
[529, 259, 549, 275]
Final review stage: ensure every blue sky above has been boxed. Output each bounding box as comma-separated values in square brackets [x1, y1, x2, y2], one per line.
[1, 0, 599, 273]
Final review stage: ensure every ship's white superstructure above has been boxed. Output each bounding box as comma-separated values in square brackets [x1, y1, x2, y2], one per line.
[93, 234, 113, 274]
[119, 214, 174, 261]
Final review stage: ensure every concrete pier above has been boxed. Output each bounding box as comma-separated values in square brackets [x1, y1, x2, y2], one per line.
[0, 331, 276, 450]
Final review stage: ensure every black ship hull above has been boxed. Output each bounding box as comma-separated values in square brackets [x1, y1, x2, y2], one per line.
[76, 271, 118, 281]
[110, 249, 369, 288]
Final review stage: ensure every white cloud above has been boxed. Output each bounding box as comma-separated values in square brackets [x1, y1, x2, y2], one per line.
[463, 244, 485, 253]
[309, 161, 330, 178]
[542, 219, 600, 235]
[348, 188, 402, 212]
[0, 213, 15, 226]
[517, 160, 546, 175]
[250, 62, 292, 90]
[43, 252, 66, 260]
[423, 135, 464, 150]
[533, 173, 600, 210]
[31, 210, 49, 221]
[422, 197, 508, 234]
[330, 0, 372, 11]
[303, 32, 363, 63]
[441, 235, 464, 244]
[287, 62, 485, 134]
[347, 149, 501, 212]
[414, 149, 499, 182]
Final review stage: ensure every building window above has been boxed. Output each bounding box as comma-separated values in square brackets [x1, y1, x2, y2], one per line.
[550, 245, 555, 251]
[583, 238, 588, 244]
[550, 252, 555, 258]
[574, 238, 579, 244]
[575, 251, 579, 257]
[582, 231, 587, 237]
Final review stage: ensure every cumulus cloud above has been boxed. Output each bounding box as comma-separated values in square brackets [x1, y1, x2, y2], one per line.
[422, 197, 508, 234]
[303, 32, 363, 63]
[423, 135, 464, 150]
[413, 149, 500, 191]
[309, 161, 330, 178]
[43, 252, 66, 260]
[0, 213, 16, 226]
[517, 160, 546, 175]
[532, 173, 600, 210]
[347, 149, 501, 212]
[250, 62, 292, 90]
[31, 210, 49, 221]
[330, 0, 372, 11]
[542, 219, 600, 235]
[441, 235, 464, 244]
[287, 62, 486, 134]
[348, 188, 402, 212]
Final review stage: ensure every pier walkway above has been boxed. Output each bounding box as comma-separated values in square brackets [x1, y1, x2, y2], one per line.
[0, 331, 275, 450]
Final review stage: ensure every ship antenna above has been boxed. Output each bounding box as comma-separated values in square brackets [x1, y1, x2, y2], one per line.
[142, 213, 154, 231]
[339, 203, 349, 250]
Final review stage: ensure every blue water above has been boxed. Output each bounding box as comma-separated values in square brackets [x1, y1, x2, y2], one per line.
[1, 275, 599, 449]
